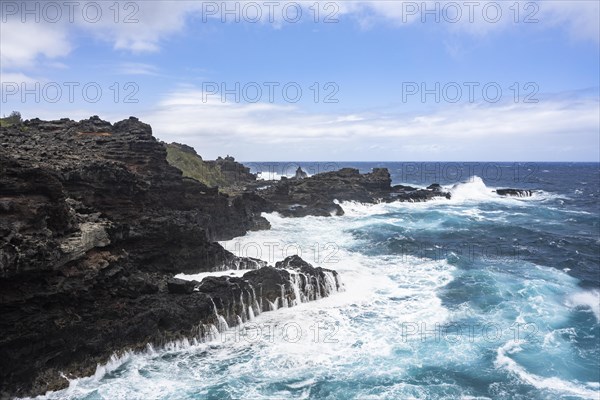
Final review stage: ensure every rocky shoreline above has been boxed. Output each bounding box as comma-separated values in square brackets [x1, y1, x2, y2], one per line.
[0, 117, 532, 398]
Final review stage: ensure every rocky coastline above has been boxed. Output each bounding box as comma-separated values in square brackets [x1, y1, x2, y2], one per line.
[0, 117, 532, 398]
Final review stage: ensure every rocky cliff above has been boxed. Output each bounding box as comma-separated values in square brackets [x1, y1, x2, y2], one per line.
[0, 117, 337, 398]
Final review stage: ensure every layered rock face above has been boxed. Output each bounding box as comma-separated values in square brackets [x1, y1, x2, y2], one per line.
[0, 116, 263, 278]
[0, 117, 338, 398]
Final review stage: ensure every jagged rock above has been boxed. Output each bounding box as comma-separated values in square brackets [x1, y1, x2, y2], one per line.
[165, 143, 257, 193]
[291, 167, 308, 180]
[392, 184, 418, 191]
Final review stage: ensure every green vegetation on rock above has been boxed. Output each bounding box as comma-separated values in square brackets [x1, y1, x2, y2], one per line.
[0, 111, 22, 127]
[165, 143, 229, 188]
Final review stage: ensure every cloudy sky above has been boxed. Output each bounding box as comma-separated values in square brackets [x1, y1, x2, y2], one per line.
[1, 0, 598, 161]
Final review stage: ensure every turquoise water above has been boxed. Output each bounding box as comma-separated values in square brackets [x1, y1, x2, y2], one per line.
[38, 163, 599, 400]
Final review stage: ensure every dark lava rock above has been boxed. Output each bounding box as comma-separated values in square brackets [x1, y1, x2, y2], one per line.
[291, 167, 308, 180]
[495, 188, 534, 197]
[251, 168, 456, 216]
[167, 278, 197, 294]
[390, 182, 452, 202]
[0, 117, 329, 398]
[255, 167, 392, 217]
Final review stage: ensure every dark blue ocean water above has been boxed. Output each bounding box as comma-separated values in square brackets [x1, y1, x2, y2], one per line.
[250, 162, 600, 287]
[40, 162, 599, 400]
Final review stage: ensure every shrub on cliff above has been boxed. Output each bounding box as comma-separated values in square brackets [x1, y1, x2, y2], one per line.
[0, 111, 22, 127]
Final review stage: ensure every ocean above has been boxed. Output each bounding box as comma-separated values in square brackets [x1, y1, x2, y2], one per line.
[37, 162, 599, 400]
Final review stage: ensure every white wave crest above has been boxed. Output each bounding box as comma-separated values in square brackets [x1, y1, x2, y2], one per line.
[449, 176, 498, 202]
[256, 171, 313, 181]
[567, 290, 600, 322]
[495, 341, 600, 399]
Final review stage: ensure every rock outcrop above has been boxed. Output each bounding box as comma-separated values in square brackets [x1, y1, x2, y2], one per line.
[165, 143, 257, 194]
[291, 167, 308, 180]
[194, 255, 342, 327]
[253, 167, 451, 217]
[209, 155, 256, 186]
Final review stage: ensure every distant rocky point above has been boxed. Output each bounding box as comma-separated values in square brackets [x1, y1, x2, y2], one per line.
[165, 143, 256, 193]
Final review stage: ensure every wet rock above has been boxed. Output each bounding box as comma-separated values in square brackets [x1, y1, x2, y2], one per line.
[167, 278, 197, 294]
[495, 189, 534, 197]
[255, 168, 391, 217]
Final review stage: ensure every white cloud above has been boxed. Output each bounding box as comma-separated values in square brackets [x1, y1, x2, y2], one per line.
[0, 1, 202, 70]
[141, 88, 599, 161]
[336, 0, 599, 42]
[0, 19, 71, 69]
[538, 1, 600, 42]
[0, 0, 597, 77]
[81, 1, 203, 53]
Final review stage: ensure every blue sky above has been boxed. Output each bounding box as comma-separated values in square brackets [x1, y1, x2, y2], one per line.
[1, 1, 599, 161]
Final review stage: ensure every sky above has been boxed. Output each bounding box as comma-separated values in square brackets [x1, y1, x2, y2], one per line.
[0, 0, 599, 161]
